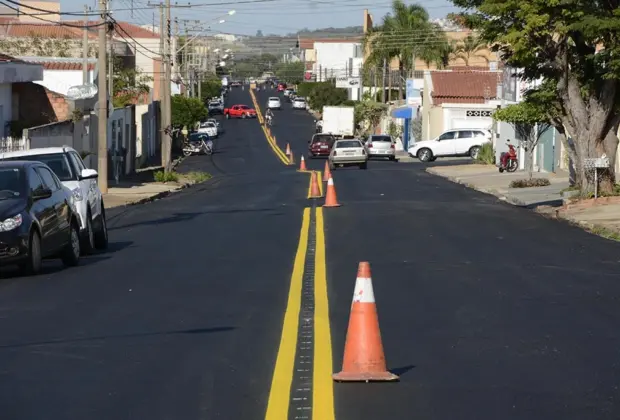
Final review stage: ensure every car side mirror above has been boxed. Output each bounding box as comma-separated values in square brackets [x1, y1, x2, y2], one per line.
[80, 168, 98, 180]
[33, 187, 52, 200]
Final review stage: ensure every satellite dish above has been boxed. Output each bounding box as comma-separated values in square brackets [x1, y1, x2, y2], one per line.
[66, 83, 98, 100]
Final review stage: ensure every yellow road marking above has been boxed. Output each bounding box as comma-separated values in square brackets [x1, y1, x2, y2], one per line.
[313, 207, 335, 419]
[264, 208, 310, 420]
[251, 89, 290, 165]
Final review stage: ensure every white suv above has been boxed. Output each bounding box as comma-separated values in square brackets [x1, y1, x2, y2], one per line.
[408, 129, 491, 162]
[267, 97, 281, 110]
[0, 146, 108, 253]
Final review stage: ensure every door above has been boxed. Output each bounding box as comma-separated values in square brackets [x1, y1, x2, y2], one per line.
[434, 131, 457, 156]
[27, 167, 56, 254]
[455, 130, 475, 154]
[36, 166, 69, 250]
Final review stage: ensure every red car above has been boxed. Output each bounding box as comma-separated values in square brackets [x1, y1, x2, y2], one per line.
[277, 83, 287, 92]
[224, 104, 257, 119]
[308, 133, 336, 158]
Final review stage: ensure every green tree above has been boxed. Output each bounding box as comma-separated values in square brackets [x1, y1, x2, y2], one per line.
[493, 102, 552, 180]
[274, 61, 305, 84]
[363, 0, 450, 97]
[171, 95, 208, 129]
[307, 82, 349, 111]
[112, 58, 153, 108]
[450, 33, 489, 66]
[354, 101, 388, 136]
[200, 76, 222, 102]
[450, 0, 620, 193]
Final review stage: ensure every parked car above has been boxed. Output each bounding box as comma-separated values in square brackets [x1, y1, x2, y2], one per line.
[408, 129, 492, 162]
[207, 118, 222, 134]
[283, 88, 294, 97]
[329, 139, 368, 170]
[224, 104, 257, 119]
[308, 133, 336, 158]
[0, 146, 108, 254]
[365, 135, 396, 160]
[197, 121, 218, 137]
[267, 97, 281, 110]
[292, 97, 307, 109]
[208, 100, 224, 114]
[0, 160, 82, 274]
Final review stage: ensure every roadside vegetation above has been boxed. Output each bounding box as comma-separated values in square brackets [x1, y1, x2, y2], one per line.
[475, 143, 495, 165]
[509, 178, 551, 188]
[154, 170, 212, 185]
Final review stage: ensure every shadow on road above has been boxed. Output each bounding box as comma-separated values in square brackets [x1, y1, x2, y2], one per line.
[0, 326, 236, 349]
[0, 254, 113, 279]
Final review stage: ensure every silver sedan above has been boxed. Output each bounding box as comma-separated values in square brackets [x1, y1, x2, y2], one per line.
[328, 139, 368, 170]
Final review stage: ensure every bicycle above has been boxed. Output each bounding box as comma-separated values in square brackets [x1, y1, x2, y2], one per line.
[265, 114, 273, 127]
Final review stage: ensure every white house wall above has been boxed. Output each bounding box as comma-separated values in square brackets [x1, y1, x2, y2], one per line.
[442, 105, 494, 132]
[313, 43, 361, 81]
[35, 69, 95, 96]
[131, 37, 162, 90]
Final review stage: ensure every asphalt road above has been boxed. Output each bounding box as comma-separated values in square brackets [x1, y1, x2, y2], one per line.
[1, 86, 620, 419]
[259, 86, 620, 419]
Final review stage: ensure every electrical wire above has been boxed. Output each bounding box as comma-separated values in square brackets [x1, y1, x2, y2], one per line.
[0, 1, 108, 27]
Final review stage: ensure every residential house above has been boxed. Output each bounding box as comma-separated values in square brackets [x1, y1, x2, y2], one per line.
[300, 36, 363, 80]
[421, 70, 501, 141]
[0, 54, 44, 139]
[17, 56, 96, 95]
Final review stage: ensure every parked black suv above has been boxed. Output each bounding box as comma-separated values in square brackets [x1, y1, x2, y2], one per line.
[0, 161, 81, 274]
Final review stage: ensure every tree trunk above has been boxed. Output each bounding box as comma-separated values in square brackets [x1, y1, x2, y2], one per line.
[525, 145, 534, 180]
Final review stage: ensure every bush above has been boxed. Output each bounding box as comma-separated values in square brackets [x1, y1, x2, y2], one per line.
[183, 171, 211, 183]
[476, 143, 495, 164]
[509, 178, 551, 188]
[297, 82, 315, 98]
[154, 170, 179, 183]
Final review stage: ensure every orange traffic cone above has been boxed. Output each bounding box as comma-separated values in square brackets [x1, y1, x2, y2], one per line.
[289, 151, 295, 164]
[285, 143, 291, 156]
[299, 155, 307, 171]
[333, 262, 398, 382]
[323, 160, 331, 181]
[309, 171, 322, 198]
[323, 176, 341, 207]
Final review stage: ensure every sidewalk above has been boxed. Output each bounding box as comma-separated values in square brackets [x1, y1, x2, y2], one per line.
[427, 164, 620, 240]
[426, 164, 569, 208]
[104, 180, 192, 208]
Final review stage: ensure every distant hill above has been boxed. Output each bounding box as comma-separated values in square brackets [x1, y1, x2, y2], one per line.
[290, 26, 363, 37]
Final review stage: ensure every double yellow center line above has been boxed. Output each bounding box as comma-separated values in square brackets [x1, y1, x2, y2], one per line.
[249, 89, 291, 166]
[264, 207, 335, 420]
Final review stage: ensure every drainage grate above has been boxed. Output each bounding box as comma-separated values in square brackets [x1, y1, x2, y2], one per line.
[288, 204, 317, 419]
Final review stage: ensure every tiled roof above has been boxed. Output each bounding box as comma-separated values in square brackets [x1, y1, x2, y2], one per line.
[430, 71, 500, 105]
[299, 37, 362, 50]
[0, 53, 29, 64]
[1, 18, 157, 40]
[42, 61, 95, 70]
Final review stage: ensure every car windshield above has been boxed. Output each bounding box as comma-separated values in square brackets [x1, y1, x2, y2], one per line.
[239, 105, 249, 109]
[312, 135, 335, 145]
[269, 97, 279, 101]
[371, 136, 392, 142]
[295, 98, 305, 102]
[209, 102, 220, 106]
[3, 153, 74, 181]
[0, 168, 24, 199]
[336, 140, 362, 148]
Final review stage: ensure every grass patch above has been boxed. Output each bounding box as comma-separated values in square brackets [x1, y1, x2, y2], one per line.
[154, 170, 179, 183]
[509, 178, 551, 188]
[589, 225, 620, 241]
[475, 143, 495, 165]
[183, 171, 212, 183]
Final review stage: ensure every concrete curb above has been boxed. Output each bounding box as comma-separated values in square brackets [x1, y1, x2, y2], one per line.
[425, 167, 529, 207]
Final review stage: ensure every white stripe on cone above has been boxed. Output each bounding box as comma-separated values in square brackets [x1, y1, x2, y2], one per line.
[328, 177, 334, 186]
[352, 277, 375, 304]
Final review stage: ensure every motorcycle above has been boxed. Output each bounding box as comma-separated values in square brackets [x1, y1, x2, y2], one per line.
[183, 136, 214, 157]
[314, 119, 323, 133]
[498, 142, 518, 172]
[265, 114, 273, 127]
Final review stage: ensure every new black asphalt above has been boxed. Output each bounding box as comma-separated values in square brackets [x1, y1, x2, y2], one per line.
[258, 87, 620, 419]
[0, 87, 619, 419]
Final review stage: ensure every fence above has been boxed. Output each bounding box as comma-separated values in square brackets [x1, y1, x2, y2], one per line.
[0, 136, 28, 152]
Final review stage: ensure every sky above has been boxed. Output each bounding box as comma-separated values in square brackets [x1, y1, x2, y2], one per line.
[61, 0, 458, 36]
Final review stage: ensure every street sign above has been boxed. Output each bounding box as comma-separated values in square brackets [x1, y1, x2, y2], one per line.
[336, 76, 360, 88]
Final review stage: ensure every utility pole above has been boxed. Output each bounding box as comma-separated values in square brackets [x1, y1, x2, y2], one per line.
[382, 58, 387, 103]
[158, 3, 165, 166]
[82, 5, 89, 84]
[162, 0, 172, 171]
[97, 0, 108, 193]
[108, 23, 114, 101]
[184, 23, 189, 97]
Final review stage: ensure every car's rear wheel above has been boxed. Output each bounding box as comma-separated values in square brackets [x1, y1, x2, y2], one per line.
[469, 146, 481, 159]
[81, 210, 95, 255]
[417, 148, 433, 162]
[61, 222, 80, 267]
[21, 230, 42, 275]
[329, 161, 336, 171]
[225, 114, 230, 119]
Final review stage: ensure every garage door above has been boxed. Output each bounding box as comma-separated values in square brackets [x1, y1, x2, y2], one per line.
[451, 117, 492, 130]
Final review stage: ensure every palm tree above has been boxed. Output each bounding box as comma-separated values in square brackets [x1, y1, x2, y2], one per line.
[362, 1, 450, 102]
[451, 34, 489, 66]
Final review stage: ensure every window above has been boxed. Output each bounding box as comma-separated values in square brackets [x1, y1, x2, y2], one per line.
[466, 110, 493, 117]
[371, 135, 392, 142]
[0, 168, 23, 195]
[68, 152, 86, 174]
[37, 167, 60, 192]
[28, 167, 44, 194]
[336, 140, 362, 148]
[458, 131, 474, 138]
[438, 131, 457, 141]
[5, 153, 74, 181]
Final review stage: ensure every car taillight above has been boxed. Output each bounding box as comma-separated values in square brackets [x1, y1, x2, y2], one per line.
[368, 143, 373, 148]
[333, 151, 337, 156]
[391, 143, 395, 149]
